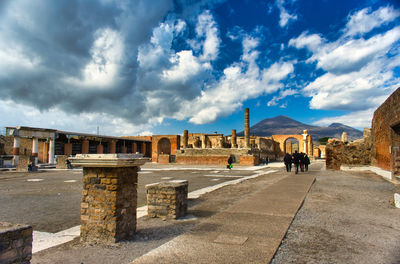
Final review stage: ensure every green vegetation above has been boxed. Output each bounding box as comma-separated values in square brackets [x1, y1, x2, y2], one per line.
[318, 137, 331, 145]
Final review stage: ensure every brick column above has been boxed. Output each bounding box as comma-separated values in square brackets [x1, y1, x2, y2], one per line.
[82, 140, 89, 154]
[97, 144, 103, 154]
[244, 108, 250, 148]
[142, 142, 146, 155]
[121, 146, 127, 154]
[32, 137, 39, 165]
[132, 142, 137, 154]
[12, 136, 20, 166]
[69, 154, 148, 243]
[183, 130, 188, 148]
[109, 141, 116, 154]
[64, 143, 72, 156]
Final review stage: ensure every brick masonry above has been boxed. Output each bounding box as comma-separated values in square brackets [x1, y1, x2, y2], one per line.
[0, 222, 32, 264]
[81, 166, 139, 243]
[240, 155, 260, 166]
[145, 180, 188, 219]
[157, 154, 170, 164]
[56, 155, 68, 169]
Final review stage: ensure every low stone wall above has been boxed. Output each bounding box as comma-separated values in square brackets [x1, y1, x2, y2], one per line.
[56, 155, 68, 169]
[0, 222, 32, 264]
[176, 155, 230, 165]
[16, 156, 31, 172]
[146, 180, 188, 219]
[326, 133, 372, 170]
[240, 155, 260, 166]
[157, 154, 170, 164]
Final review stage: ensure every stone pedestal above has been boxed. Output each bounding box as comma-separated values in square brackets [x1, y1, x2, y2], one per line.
[70, 154, 148, 243]
[0, 222, 32, 264]
[145, 180, 188, 219]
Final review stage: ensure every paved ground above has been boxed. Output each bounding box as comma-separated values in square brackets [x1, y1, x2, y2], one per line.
[3, 161, 400, 263]
[0, 164, 259, 233]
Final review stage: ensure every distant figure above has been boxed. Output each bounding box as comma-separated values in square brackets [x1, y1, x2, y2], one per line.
[66, 159, 72, 169]
[292, 151, 301, 174]
[283, 153, 292, 172]
[304, 154, 310, 172]
[265, 156, 269, 165]
[28, 161, 33, 172]
[300, 152, 305, 172]
[227, 156, 233, 170]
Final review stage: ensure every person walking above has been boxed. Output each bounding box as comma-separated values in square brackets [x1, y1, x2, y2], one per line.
[265, 156, 269, 165]
[304, 154, 310, 172]
[292, 151, 301, 174]
[300, 152, 305, 172]
[283, 153, 292, 172]
[227, 156, 233, 170]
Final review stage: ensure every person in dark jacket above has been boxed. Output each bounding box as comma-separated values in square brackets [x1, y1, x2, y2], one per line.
[300, 152, 305, 172]
[283, 153, 292, 172]
[292, 151, 301, 174]
[304, 154, 310, 171]
[227, 156, 233, 169]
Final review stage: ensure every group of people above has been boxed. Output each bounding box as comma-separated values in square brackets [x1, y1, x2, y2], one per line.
[283, 150, 310, 174]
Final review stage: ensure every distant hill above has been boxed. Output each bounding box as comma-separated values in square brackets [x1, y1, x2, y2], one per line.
[237, 115, 363, 141]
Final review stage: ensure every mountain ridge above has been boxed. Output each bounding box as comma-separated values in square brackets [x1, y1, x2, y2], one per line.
[237, 116, 363, 141]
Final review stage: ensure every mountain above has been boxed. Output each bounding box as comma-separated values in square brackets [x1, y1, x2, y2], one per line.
[237, 115, 363, 141]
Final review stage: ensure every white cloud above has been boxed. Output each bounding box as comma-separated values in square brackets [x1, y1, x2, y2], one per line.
[195, 10, 220, 61]
[344, 6, 400, 37]
[312, 108, 375, 129]
[276, 0, 298, 28]
[267, 89, 297, 106]
[290, 5, 400, 114]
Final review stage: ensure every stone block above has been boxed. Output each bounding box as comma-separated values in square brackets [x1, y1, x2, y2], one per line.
[146, 180, 188, 219]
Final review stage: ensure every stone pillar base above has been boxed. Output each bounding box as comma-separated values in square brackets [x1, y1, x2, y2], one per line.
[146, 180, 188, 219]
[81, 166, 138, 243]
[0, 222, 32, 264]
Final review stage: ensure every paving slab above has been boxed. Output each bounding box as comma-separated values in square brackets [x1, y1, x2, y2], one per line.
[131, 172, 316, 264]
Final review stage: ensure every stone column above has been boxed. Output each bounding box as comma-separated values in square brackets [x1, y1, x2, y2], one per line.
[244, 108, 250, 148]
[132, 142, 137, 154]
[49, 138, 55, 164]
[302, 130, 308, 154]
[341, 132, 348, 143]
[12, 136, 20, 166]
[109, 141, 116, 154]
[32, 137, 39, 165]
[201, 135, 206, 149]
[97, 144, 103, 154]
[142, 142, 147, 155]
[183, 130, 188, 148]
[69, 154, 148, 243]
[64, 143, 72, 156]
[82, 140, 89, 154]
[231, 129, 237, 148]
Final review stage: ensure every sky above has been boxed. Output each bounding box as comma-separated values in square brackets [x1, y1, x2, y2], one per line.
[0, 0, 399, 136]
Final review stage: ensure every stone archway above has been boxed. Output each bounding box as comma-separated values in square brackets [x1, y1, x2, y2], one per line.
[284, 137, 300, 154]
[157, 138, 171, 155]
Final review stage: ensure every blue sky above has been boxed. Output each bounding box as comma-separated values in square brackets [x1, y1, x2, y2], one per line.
[0, 0, 399, 136]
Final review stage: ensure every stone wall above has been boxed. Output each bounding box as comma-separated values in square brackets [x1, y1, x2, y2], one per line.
[56, 155, 68, 169]
[371, 87, 400, 172]
[0, 222, 32, 264]
[240, 155, 259, 166]
[157, 154, 170, 164]
[325, 131, 372, 170]
[81, 167, 138, 243]
[146, 180, 188, 219]
[16, 156, 32, 172]
[176, 155, 230, 165]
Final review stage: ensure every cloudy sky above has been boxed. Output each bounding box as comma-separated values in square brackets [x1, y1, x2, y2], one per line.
[0, 0, 399, 136]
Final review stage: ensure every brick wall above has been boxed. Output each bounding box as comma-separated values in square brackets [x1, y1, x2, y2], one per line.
[372, 87, 400, 172]
[157, 154, 170, 164]
[240, 155, 260, 166]
[0, 222, 32, 264]
[176, 155, 230, 165]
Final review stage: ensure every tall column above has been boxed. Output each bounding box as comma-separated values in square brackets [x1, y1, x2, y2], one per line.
[244, 108, 250, 148]
[49, 138, 55, 164]
[132, 142, 137, 154]
[231, 129, 237, 148]
[12, 136, 20, 166]
[142, 142, 147, 155]
[201, 135, 206, 149]
[32, 137, 39, 165]
[183, 130, 188, 148]
[97, 144, 104, 154]
[109, 141, 116, 154]
[82, 140, 89, 154]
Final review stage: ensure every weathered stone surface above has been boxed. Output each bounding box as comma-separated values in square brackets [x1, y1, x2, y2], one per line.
[0, 222, 32, 264]
[56, 155, 68, 169]
[145, 180, 188, 219]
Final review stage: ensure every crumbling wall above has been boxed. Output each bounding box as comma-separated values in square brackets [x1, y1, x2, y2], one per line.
[325, 130, 372, 170]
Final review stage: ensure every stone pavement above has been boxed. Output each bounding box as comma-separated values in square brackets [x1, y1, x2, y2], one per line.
[132, 172, 316, 264]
